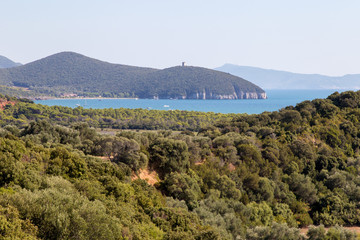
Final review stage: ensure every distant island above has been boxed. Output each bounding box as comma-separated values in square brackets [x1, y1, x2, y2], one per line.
[0, 52, 266, 100]
[215, 64, 360, 90]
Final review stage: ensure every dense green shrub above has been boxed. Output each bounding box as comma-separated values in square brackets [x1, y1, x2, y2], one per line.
[1, 92, 360, 238]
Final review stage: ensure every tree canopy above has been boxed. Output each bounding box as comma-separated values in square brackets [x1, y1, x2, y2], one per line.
[0, 91, 359, 239]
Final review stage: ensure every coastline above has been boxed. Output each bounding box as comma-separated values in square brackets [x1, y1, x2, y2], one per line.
[34, 97, 139, 100]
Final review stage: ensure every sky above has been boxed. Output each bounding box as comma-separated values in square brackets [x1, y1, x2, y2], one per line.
[1, 0, 359, 76]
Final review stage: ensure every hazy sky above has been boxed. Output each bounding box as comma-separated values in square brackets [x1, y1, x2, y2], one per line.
[1, 0, 359, 75]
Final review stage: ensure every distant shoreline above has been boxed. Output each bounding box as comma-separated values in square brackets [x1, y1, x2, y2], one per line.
[34, 97, 268, 101]
[33, 90, 343, 114]
[34, 97, 139, 100]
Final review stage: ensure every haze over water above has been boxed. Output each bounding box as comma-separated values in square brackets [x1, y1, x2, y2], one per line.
[35, 90, 345, 114]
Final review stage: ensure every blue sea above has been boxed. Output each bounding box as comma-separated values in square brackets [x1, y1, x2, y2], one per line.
[35, 90, 347, 114]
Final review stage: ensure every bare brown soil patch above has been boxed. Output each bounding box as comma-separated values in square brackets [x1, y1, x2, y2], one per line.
[132, 169, 159, 186]
[0, 100, 15, 110]
[195, 160, 205, 165]
[11, 86, 30, 91]
[228, 163, 236, 171]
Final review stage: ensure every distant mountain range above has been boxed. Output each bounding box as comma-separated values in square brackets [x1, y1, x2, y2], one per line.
[0, 55, 22, 68]
[0, 52, 266, 99]
[215, 64, 360, 90]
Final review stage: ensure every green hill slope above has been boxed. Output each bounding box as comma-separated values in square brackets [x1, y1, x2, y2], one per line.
[0, 52, 266, 99]
[0, 52, 157, 97]
[0, 55, 21, 68]
[140, 66, 266, 99]
[0, 91, 360, 239]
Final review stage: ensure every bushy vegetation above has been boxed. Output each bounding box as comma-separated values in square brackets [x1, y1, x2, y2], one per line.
[1, 98, 234, 131]
[0, 91, 360, 239]
[0, 52, 265, 99]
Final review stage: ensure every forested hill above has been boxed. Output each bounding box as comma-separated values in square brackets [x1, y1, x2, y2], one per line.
[1, 91, 360, 238]
[140, 66, 266, 99]
[0, 52, 157, 97]
[0, 55, 22, 68]
[0, 52, 266, 99]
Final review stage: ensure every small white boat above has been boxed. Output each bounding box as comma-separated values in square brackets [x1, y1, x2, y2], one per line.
[163, 105, 170, 108]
